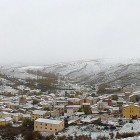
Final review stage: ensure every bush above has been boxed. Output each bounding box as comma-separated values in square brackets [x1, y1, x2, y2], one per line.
[22, 118, 34, 129]
[24, 131, 43, 140]
[111, 95, 118, 100]
[32, 99, 40, 105]
[116, 132, 136, 139]
[96, 135, 109, 140]
[0, 127, 20, 139]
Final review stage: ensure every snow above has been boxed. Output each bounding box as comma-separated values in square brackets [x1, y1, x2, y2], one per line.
[57, 120, 140, 139]
[60, 125, 110, 139]
[1, 58, 140, 83]
[121, 136, 140, 140]
[0, 85, 18, 94]
[119, 120, 140, 133]
[81, 117, 98, 123]
[35, 118, 63, 124]
[21, 66, 45, 70]
[32, 110, 47, 115]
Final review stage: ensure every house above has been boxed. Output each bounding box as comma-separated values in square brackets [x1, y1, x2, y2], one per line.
[67, 98, 80, 105]
[40, 101, 52, 110]
[91, 106, 99, 114]
[19, 95, 26, 105]
[8, 103, 19, 110]
[66, 105, 81, 116]
[56, 100, 68, 106]
[97, 101, 108, 111]
[53, 105, 65, 115]
[110, 107, 120, 116]
[102, 98, 112, 106]
[81, 117, 99, 124]
[22, 114, 31, 120]
[122, 104, 140, 119]
[0, 111, 22, 122]
[123, 86, 134, 93]
[11, 113, 22, 122]
[0, 117, 13, 126]
[32, 110, 48, 120]
[34, 118, 64, 132]
[86, 97, 94, 104]
[129, 91, 140, 102]
[82, 103, 90, 107]
[117, 101, 124, 108]
[49, 110, 59, 117]
[80, 97, 93, 105]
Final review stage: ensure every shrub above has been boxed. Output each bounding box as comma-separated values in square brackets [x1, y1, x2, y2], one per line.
[116, 132, 136, 139]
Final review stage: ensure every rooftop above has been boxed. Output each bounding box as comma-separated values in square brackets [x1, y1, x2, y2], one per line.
[32, 110, 47, 115]
[35, 118, 63, 124]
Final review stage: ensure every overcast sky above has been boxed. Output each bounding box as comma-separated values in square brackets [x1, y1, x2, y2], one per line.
[0, 0, 140, 64]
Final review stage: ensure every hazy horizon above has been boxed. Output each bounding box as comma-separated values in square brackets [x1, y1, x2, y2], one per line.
[0, 57, 140, 66]
[1, 0, 140, 64]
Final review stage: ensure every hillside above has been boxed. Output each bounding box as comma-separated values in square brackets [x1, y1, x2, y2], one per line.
[1, 58, 140, 86]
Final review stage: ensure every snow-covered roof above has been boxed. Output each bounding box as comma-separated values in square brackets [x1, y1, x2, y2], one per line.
[22, 114, 31, 118]
[0, 117, 12, 122]
[74, 112, 85, 116]
[67, 98, 80, 101]
[56, 100, 68, 103]
[81, 117, 98, 123]
[82, 103, 90, 105]
[112, 107, 119, 111]
[54, 105, 65, 108]
[32, 110, 47, 115]
[132, 91, 140, 95]
[123, 104, 140, 108]
[66, 105, 81, 108]
[35, 118, 63, 124]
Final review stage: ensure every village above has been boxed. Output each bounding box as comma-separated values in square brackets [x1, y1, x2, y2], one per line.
[0, 77, 140, 139]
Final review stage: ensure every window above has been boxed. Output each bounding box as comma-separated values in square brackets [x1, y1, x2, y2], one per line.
[50, 128, 52, 130]
[46, 124, 47, 126]
[55, 129, 57, 131]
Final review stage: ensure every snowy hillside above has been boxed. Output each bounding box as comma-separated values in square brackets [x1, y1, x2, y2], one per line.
[1, 58, 140, 85]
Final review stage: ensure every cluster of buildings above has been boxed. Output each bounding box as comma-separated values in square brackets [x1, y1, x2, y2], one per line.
[0, 85, 140, 134]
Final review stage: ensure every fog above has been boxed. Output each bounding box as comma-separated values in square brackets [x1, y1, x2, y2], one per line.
[0, 0, 140, 64]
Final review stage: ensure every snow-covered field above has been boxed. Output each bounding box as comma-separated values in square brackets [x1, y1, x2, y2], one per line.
[120, 120, 140, 133]
[1, 58, 140, 85]
[121, 136, 140, 140]
[57, 120, 140, 139]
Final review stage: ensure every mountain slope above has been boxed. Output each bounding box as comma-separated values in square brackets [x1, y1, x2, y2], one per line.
[1, 58, 140, 86]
